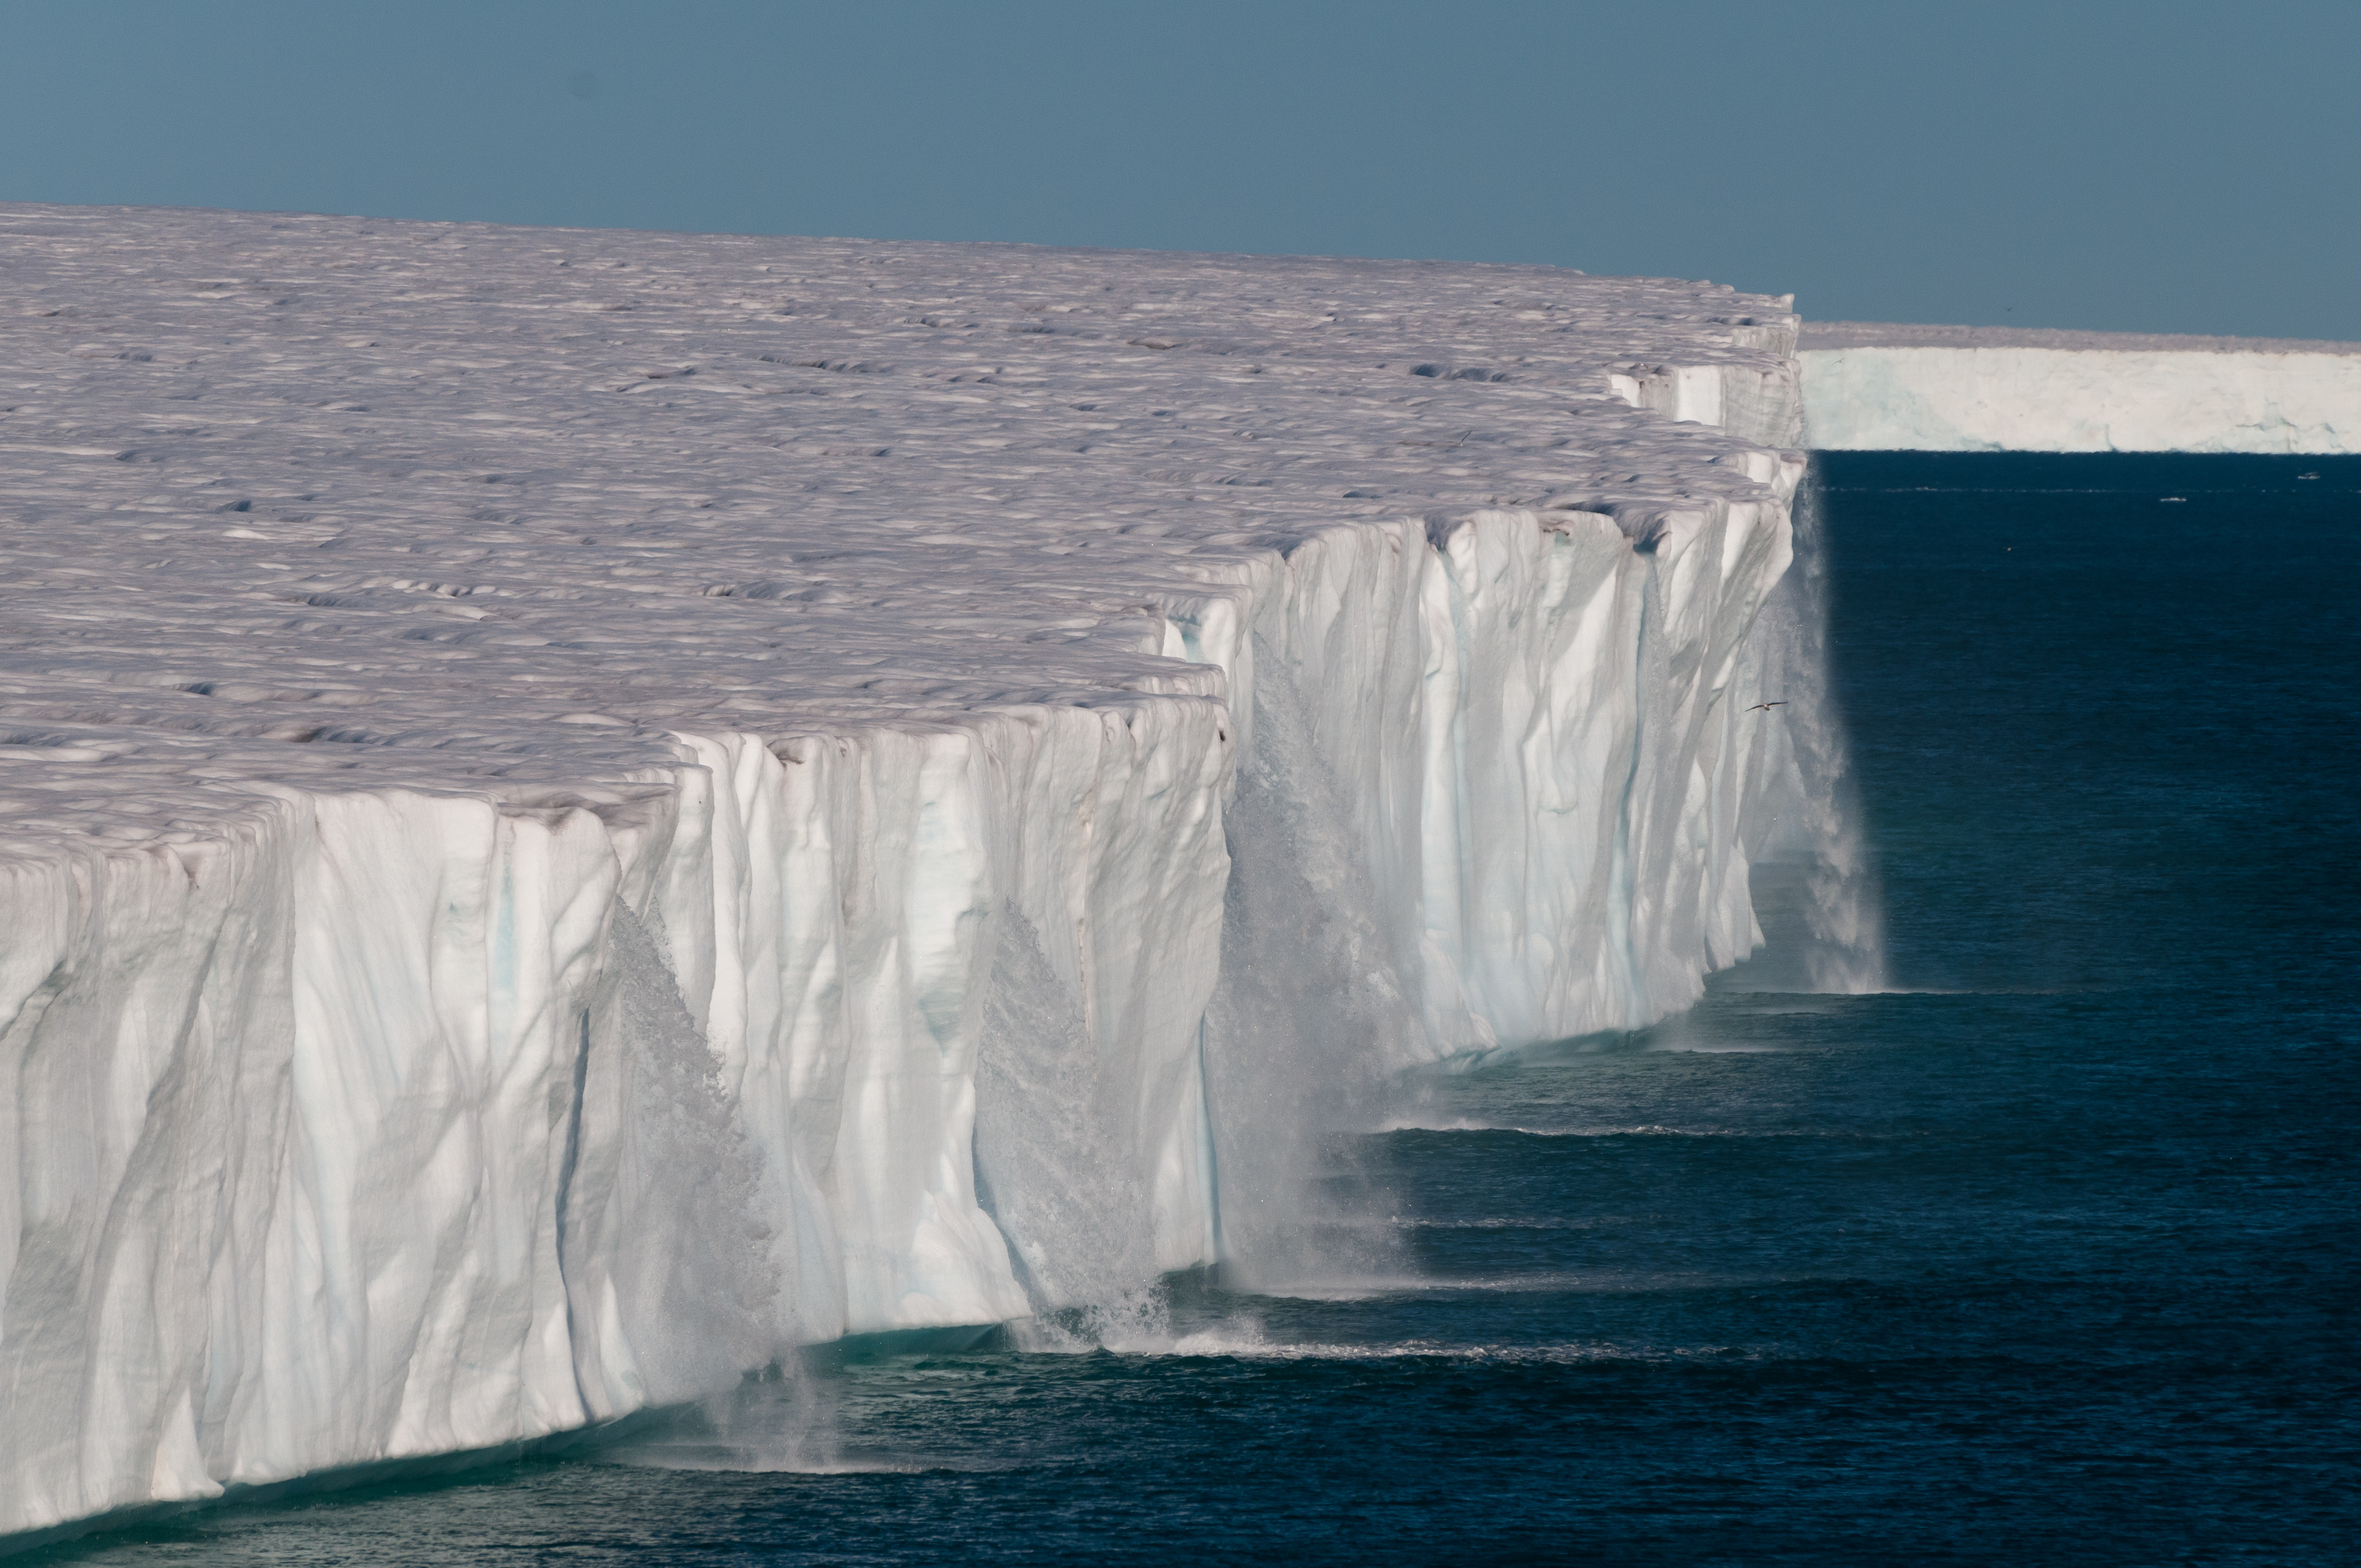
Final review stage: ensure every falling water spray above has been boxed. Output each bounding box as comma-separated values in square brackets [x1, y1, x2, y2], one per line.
[1738, 465, 1891, 993]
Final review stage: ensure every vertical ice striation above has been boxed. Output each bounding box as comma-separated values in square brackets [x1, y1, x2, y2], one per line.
[0, 205, 1823, 1538]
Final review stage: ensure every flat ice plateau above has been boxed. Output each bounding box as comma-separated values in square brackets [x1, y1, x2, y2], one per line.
[0, 204, 1818, 1538]
[1799, 320, 2361, 453]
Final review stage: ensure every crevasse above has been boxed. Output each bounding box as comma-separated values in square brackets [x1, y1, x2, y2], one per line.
[0, 205, 1813, 1539]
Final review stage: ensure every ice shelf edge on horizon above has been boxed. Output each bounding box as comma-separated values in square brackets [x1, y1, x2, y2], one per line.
[0, 205, 1823, 1540]
[1798, 320, 2361, 453]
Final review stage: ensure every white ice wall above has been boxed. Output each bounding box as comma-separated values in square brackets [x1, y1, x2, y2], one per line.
[1179, 490, 1796, 1060]
[0, 205, 1809, 1542]
[1798, 329, 2361, 453]
[0, 709, 1237, 1536]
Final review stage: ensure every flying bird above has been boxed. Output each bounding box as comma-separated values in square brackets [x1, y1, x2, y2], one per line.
[1747, 700, 1788, 712]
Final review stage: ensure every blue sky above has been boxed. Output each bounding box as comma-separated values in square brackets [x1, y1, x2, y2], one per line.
[3, 1, 2353, 339]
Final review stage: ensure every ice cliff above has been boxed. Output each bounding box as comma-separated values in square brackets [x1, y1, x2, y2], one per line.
[0, 205, 1814, 1538]
[1798, 320, 2361, 453]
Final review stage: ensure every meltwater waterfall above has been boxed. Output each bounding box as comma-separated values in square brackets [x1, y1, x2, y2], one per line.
[0, 203, 1876, 1542]
[1733, 473, 1890, 995]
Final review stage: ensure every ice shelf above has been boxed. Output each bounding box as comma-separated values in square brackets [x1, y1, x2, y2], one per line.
[1798, 320, 2361, 453]
[0, 203, 1814, 1538]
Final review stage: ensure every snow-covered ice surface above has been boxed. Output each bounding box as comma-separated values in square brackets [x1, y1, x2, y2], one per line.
[1798, 320, 2361, 453]
[0, 203, 1816, 1539]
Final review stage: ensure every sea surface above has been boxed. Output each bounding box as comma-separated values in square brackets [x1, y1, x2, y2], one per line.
[32, 453, 2359, 1564]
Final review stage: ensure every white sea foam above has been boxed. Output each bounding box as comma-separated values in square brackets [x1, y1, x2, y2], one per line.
[1050, 1326, 1766, 1364]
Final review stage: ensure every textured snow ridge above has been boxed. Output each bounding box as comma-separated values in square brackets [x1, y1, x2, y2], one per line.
[0, 203, 1804, 1536]
[1798, 321, 2361, 453]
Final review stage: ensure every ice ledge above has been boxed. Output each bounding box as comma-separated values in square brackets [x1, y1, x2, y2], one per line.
[1798, 320, 2361, 453]
[0, 204, 1807, 1539]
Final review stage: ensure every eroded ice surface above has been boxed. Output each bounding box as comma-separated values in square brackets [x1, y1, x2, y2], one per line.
[0, 204, 1813, 1537]
[1798, 320, 2361, 453]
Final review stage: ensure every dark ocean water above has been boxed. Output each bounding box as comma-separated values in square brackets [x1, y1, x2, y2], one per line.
[33, 453, 2361, 1565]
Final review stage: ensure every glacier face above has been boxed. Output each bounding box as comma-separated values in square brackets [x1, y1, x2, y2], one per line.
[1797, 322, 2361, 453]
[0, 204, 1809, 1538]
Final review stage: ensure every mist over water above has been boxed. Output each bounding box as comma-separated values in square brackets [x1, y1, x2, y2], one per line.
[1739, 471, 1890, 996]
[33, 454, 2359, 1564]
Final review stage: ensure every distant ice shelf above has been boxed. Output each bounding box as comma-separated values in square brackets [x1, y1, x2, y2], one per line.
[1798, 320, 2361, 453]
[0, 204, 1818, 1541]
